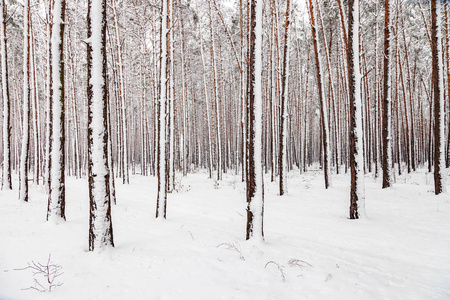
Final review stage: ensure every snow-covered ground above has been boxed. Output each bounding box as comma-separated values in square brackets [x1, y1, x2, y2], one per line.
[0, 169, 449, 299]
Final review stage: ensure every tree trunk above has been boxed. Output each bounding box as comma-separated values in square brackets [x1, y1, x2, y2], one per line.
[382, 0, 393, 188]
[156, 0, 168, 219]
[47, 0, 66, 221]
[431, 0, 446, 195]
[308, 0, 331, 189]
[279, 0, 290, 195]
[348, 0, 365, 219]
[88, 0, 114, 250]
[1, 0, 11, 190]
[45, 0, 53, 195]
[19, 0, 31, 202]
[246, 0, 264, 241]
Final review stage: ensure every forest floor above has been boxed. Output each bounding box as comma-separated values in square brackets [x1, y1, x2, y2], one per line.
[0, 168, 449, 299]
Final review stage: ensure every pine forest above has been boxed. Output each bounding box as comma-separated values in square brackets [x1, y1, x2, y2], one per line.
[0, 0, 449, 298]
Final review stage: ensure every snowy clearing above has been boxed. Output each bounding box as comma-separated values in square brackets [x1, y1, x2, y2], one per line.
[1, 170, 449, 299]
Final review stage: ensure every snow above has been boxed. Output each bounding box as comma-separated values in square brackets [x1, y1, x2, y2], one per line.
[0, 170, 449, 299]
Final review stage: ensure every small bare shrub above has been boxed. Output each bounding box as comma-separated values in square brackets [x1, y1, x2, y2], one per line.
[15, 254, 63, 292]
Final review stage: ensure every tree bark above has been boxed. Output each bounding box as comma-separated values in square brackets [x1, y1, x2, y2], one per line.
[307, 0, 331, 189]
[246, 0, 264, 241]
[279, 0, 290, 195]
[1, 0, 11, 190]
[348, 0, 365, 219]
[382, 0, 393, 188]
[431, 0, 446, 195]
[88, 0, 114, 250]
[19, 0, 31, 202]
[156, 0, 168, 219]
[47, 0, 66, 221]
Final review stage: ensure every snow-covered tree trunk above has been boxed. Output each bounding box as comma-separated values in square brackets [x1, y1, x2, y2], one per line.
[382, 0, 392, 188]
[156, 0, 168, 219]
[19, 0, 31, 202]
[208, 0, 222, 182]
[348, 0, 365, 219]
[1, 0, 11, 190]
[177, 8, 188, 177]
[445, 0, 450, 169]
[45, 0, 53, 194]
[279, 0, 290, 196]
[431, 0, 446, 195]
[168, 0, 174, 191]
[199, 31, 214, 180]
[111, 0, 129, 185]
[47, 0, 66, 221]
[308, 0, 331, 189]
[270, 20, 276, 181]
[316, 0, 338, 177]
[246, 0, 264, 241]
[107, 89, 116, 205]
[88, 0, 114, 250]
[30, 34, 40, 186]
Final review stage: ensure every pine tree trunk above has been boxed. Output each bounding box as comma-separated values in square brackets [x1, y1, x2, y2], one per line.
[111, 0, 129, 185]
[199, 30, 214, 180]
[208, 0, 222, 181]
[279, 0, 290, 195]
[308, 0, 330, 189]
[348, 0, 365, 219]
[431, 0, 446, 194]
[246, 0, 264, 241]
[382, 0, 393, 188]
[88, 0, 114, 250]
[156, 0, 168, 219]
[19, 0, 31, 202]
[47, 0, 66, 221]
[1, 0, 11, 190]
[45, 0, 53, 195]
[445, 0, 450, 169]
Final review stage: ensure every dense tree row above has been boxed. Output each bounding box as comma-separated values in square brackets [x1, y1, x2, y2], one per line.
[0, 0, 448, 249]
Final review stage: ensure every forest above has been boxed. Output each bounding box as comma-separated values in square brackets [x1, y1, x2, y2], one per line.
[0, 0, 449, 298]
